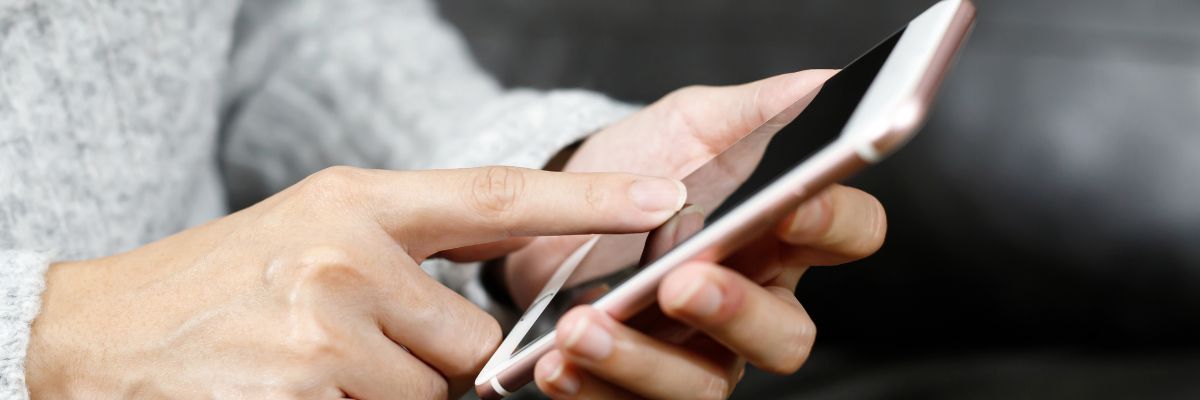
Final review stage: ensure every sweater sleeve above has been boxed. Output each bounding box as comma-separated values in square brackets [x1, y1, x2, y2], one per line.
[219, 0, 636, 207]
[0, 251, 51, 399]
[218, 0, 637, 319]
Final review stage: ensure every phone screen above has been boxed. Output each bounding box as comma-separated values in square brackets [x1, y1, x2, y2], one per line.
[508, 29, 906, 354]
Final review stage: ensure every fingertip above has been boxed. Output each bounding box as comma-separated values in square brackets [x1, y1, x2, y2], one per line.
[555, 306, 592, 337]
[659, 262, 741, 324]
[802, 68, 840, 80]
[535, 350, 561, 382]
[557, 307, 615, 362]
[672, 178, 689, 211]
[777, 190, 835, 243]
[627, 175, 687, 219]
[555, 307, 596, 351]
[778, 185, 888, 263]
[866, 192, 889, 253]
[658, 263, 703, 310]
[774, 69, 840, 97]
[834, 186, 888, 260]
[536, 351, 580, 397]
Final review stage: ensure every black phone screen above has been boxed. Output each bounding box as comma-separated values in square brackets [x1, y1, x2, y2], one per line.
[509, 28, 905, 354]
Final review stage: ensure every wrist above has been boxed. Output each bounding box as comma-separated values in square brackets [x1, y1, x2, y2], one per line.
[27, 261, 77, 397]
[26, 260, 122, 398]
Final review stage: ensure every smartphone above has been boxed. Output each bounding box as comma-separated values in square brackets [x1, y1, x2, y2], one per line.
[476, 1, 976, 397]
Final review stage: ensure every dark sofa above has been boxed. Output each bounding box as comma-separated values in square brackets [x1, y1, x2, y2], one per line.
[437, 0, 1200, 398]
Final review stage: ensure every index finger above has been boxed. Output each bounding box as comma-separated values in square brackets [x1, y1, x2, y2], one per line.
[309, 166, 686, 259]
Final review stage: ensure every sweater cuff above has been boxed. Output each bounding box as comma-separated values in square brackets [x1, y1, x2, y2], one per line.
[422, 89, 639, 171]
[1, 250, 51, 400]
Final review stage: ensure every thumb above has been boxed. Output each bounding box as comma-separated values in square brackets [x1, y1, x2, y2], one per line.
[670, 69, 837, 148]
[365, 166, 686, 259]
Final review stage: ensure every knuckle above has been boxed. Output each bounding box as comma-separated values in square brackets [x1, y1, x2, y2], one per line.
[386, 365, 447, 399]
[583, 175, 607, 212]
[412, 292, 503, 379]
[695, 375, 732, 400]
[662, 90, 724, 156]
[292, 246, 367, 290]
[668, 84, 711, 101]
[295, 166, 370, 204]
[275, 250, 363, 364]
[478, 316, 503, 360]
[285, 319, 344, 364]
[271, 247, 375, 315]
[416, 375, 449, 400]
[744, 81, 772, 130]
[258, 389, 308, 400]
[448, 307, 504, 378]
[468, 316, 504, 375]
[467, 166, 528, 219]
[763, 320, 816, 374]
[670, 99, 706, 137]
[304, 166, 364, 190]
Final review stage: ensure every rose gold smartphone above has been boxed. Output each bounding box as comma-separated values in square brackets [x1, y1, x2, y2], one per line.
[477, 1, 976, 397]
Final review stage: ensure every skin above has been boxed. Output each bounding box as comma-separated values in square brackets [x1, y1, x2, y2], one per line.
[26, 70, 887, 399]
[26, 167, 689, 399]
[519, 70, 890, 399]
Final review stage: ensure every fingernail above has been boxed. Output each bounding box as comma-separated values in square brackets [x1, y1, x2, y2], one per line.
[563, 315, 613, 360]
[788, 197, 828, 237]
[670, 275, 723, 318]
[544, 357, 580, 395]
[630, 178, 687, 213]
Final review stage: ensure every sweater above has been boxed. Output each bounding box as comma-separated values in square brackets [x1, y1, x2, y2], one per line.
[0, 0, 635, 397]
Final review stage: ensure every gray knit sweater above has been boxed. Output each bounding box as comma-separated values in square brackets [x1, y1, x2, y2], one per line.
[0, 0, 635, 397]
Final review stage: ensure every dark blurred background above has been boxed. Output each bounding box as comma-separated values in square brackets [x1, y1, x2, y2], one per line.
[436, 0, 1200, 398]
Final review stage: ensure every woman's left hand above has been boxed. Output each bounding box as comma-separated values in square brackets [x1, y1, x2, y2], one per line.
[532, 70, 887, 399]
[535, 181, 885, 399]
[446, 70, 888, 399]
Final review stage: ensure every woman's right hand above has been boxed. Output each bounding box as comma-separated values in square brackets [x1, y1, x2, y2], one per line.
[25, 166, 685, 399]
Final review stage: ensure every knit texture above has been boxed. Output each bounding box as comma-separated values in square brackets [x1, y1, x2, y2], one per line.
[0, 0, 634, 397]
[0, 252, 48, 400]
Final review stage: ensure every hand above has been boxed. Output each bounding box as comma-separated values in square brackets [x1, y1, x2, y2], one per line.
[26, 166, 686, 399]
[523, 70, 888, 398]
[503, 69, 844, 304]
[537, 185, 885, 399]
